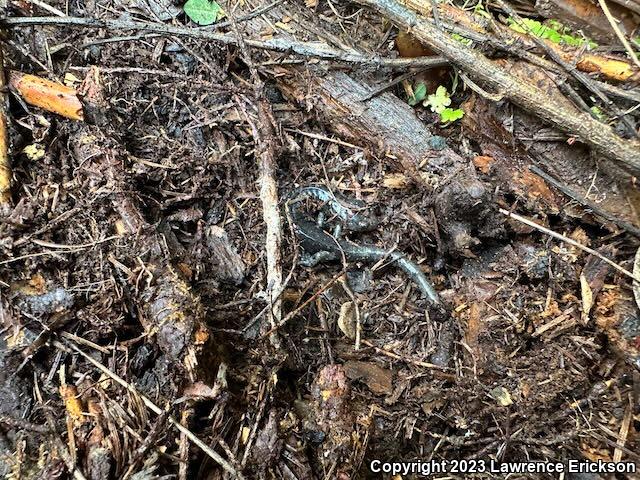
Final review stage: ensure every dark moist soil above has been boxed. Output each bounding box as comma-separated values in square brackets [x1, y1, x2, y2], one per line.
[0, 0, 639, 478]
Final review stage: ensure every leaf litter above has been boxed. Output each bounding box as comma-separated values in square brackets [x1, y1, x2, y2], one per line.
[0, 0, 638, 477]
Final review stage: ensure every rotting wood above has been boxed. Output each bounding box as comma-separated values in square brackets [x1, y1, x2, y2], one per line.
[223, 0, 469, 181]
[356, 0, 640, 177]
[278, 71, 464, 183]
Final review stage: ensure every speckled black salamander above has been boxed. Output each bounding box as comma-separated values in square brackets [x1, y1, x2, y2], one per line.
[287, 186, 442, 305]
[287, 185, 377, 232]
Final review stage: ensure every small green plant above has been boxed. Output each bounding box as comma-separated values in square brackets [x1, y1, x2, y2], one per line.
[184, 0, 224, 25]
[408, 84, 464, 124]
[408, 82, 427, 106]
[472, 1, 491, 19]
[507, 18, 597, 49]
[440, 108, 465, 123]
[590, 106, 607, 121]
[425, 85, 452, 113]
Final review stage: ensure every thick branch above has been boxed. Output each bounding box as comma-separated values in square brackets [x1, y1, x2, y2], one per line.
[356, 0, 640, 176]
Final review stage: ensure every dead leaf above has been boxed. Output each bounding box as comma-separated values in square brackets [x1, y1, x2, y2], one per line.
[338, 301, 357, 339]
[580, 274, 593, 324]
[182, 381, 219, 399]
[60, 384, 85, 424]
[343, 360, 392, 395]
[489, 386, 513, 406]
[383, 173, 411, 189]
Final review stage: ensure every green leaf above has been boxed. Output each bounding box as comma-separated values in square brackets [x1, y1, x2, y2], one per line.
[184, 0, 223, 25]
[590, 106, 605, 121]
[452, 33, 473, 46]
[473, 1, 491, 19]
[507, 17, 597, 49]
[424, 85, 451, 114]
[408, 82, 427, 106]
[440, 107, 464, 123]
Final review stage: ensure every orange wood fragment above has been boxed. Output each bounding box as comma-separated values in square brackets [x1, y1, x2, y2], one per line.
[9, 71, 84, 121]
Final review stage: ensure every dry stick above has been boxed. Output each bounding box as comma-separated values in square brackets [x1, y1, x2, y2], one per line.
[597, 0, 640, 68]
[529, 165, 640, 239]
[493, 0, 638, 139]
[229, 7, 283, 348]
[26, 0, 66, 16]
[634, 246, 640, 310]
[499, 208, 640, 283]
[52, 339, 246, 480]
[608, 0, 640, 14]
[464, 17, 639, 103]
[1, 16, 447, 69]
[356, 0, 640, 175]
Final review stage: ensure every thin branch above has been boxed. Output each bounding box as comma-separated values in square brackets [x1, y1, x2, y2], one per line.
[499, 208, 640, 283]
[1, 16, 447, 69]
[0, 43, 10, 209]
[228, 5, 283, 348]
[529, 165, 640, 239]
[493, 0, 638, 138]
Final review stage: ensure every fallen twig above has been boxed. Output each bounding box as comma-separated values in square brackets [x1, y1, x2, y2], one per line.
[356, 0, 640, 176]
[360, 339, 451, 371]
[500, 208, 640, 283]
[1, 16, 447, 69]
[399, 0, 640, 82]
[493, 0, 638, 138]
[230, 7, 283, 347]
[596, 0, 640, 68]
[529, 165, 640, 239]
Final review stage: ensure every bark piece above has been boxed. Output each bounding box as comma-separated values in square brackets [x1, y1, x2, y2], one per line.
[204, 225, 246, 285]
[309, 365, 354, 474]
